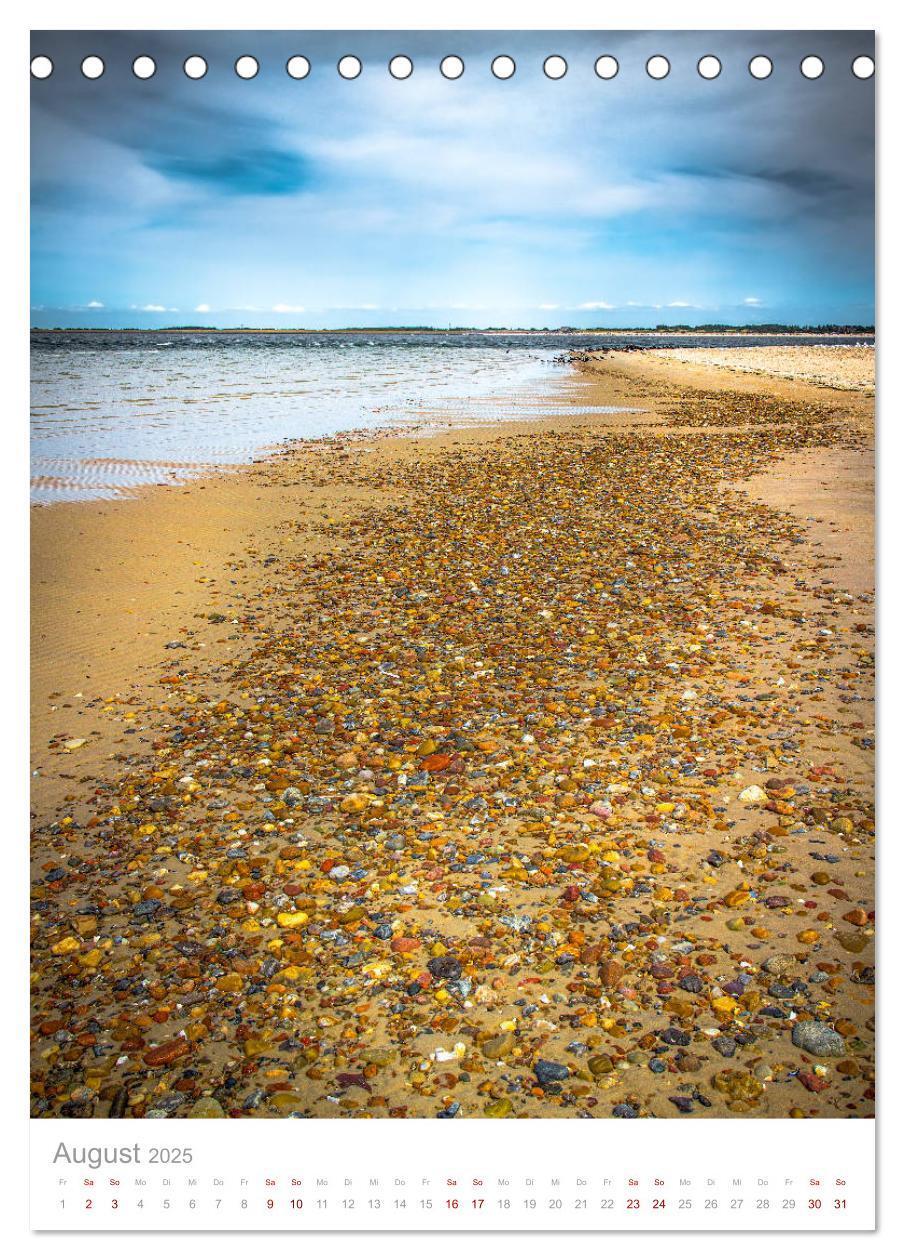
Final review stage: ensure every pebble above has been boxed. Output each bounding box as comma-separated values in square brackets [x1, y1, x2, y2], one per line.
[712, 1070, 764, 1109]
[482, 1033, 516, 1060]
[738, 785, 768, 803]
[587, 1054, 615, 1077]
[791, 1021, 847, 1058]
[427, 956, 462, 982]
[189, 1097, 225, 1118]
[712, 1037, 737, 1059]
[534, 1060, 570, 1085]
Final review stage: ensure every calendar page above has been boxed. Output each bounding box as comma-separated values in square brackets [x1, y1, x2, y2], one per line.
[27, 20, 876, 1236]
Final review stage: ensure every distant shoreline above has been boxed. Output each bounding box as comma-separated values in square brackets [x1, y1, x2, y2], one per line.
[31, 325, 876, 337]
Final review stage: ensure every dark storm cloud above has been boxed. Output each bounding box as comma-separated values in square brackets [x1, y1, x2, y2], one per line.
[147, 146, 309, 195]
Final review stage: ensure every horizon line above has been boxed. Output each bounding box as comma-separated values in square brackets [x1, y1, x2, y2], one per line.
[31, 322, 877, 334]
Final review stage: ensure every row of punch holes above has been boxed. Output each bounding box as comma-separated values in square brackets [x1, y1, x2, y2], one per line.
[31, 52, 876, 82]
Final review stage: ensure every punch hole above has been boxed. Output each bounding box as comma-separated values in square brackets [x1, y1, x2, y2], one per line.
[801, 56, 824, 80]
[338, 56, 362, 80]
[389, 55, 413, 80]
[748, 55, 773, 79]
[594, 55, 619, 80]
[235, 56, 259, 80]
[852, 55, 875, 79]
[132, 56, 156, 80]
[697, 55, 721, 80]
[81, 56, 104, 80]
[543, 56, 567, 80]
[184, 56, 208, 80]
[286, 56, 310, 79]
[646, 56, 670, 80]
[30, 56, 53, 79]
[491, 56, 516, 80]
[440, 55, 464, 79]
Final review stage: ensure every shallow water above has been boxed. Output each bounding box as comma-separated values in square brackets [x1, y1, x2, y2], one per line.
[30, 330, 871, 503]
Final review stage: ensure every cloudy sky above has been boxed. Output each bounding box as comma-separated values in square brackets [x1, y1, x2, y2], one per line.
[30, 30, 875, 329]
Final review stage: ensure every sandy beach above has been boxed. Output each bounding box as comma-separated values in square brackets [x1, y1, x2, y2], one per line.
[639, 345, 875, 395]
[30, 347, 874, 1120]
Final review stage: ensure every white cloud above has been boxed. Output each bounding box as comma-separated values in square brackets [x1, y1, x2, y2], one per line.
[272, 303, 306, 313]
[85, 299, 104, 309]
[538, 303, 559, 311]
[577, 301, 615, 310]
[666, 300, 693, 308]
[313, 120, 660, 225]
[131, 303, 167, 312]
[743, 296, 763, 306]
[195, 303, 211, 313]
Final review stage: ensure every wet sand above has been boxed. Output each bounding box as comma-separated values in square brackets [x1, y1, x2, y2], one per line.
[31, 348, 874, 1120]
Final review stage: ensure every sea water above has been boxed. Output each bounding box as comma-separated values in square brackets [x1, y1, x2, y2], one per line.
[30, 330, 871, 503]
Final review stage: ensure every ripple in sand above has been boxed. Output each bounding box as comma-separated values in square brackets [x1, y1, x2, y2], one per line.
[31, 456, 215, 504]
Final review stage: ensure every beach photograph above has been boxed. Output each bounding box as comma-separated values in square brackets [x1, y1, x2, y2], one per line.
[30, 30, 875, 1120]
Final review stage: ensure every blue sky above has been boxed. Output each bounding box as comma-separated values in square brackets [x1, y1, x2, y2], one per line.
[30, 30, 875, 328]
